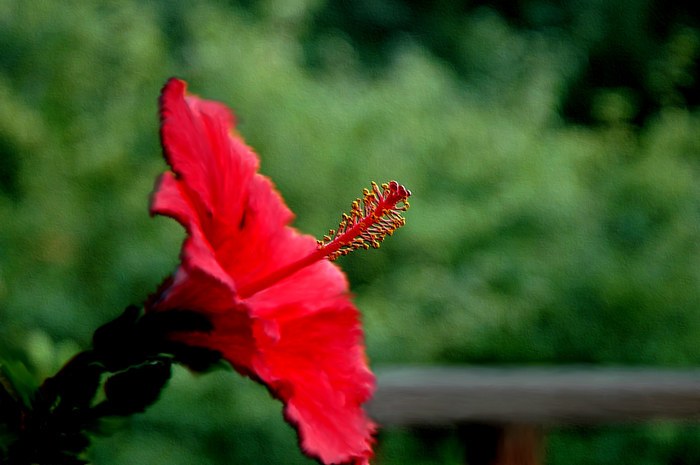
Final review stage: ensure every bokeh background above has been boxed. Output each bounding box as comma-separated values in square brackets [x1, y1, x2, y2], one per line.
[1, 0, 700, 463]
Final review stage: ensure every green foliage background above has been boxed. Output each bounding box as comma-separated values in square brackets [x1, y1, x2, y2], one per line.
[1, 0, 700, 463]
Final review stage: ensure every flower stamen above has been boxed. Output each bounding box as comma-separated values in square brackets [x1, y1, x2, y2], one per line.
[316, 181, 411, 260]
[237, 181, 410, 299]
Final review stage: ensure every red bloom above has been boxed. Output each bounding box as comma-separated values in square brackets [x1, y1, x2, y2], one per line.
[148, 78, 409, 465]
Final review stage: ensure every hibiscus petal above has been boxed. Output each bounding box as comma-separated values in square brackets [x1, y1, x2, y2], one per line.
[158, 78, 250, 217]
[241, 234, 375, 464]
[157, 78, 297, 291]
[250, 297, 376, 465]
[150, 171, 236, 298]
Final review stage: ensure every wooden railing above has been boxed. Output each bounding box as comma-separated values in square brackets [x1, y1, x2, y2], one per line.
[367, 366, 700, 465]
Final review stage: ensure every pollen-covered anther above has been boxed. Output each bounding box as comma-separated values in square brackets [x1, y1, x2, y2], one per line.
[318, 180, 411, 261]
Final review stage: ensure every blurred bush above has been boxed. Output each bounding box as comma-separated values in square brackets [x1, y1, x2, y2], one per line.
[1, 0, 699, 464]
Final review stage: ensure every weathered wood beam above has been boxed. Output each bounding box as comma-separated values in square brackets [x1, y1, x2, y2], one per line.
[368, 366, 700, 426]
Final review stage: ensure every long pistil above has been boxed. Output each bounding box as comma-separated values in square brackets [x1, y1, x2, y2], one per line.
[237, 181, 410, 299]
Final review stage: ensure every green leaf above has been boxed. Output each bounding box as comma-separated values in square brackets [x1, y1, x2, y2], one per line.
[0, 358, 38, 409]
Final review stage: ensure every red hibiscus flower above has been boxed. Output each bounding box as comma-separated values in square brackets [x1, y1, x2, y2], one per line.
[147, 78, 410, 465]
